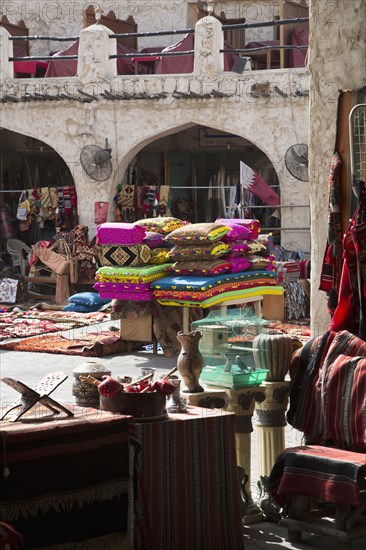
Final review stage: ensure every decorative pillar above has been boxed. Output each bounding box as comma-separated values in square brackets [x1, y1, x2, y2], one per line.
[0, 27, 14, 80]
[193, 8, 224, 77]
[77, 23, 117, 82]
[255, 380, 291, 477]
[224, 387, 266, 524]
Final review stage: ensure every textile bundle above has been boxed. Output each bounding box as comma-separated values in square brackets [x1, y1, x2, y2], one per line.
[152, 219, 280, 307]
[153, 270, 282, 308]
[287, 330, 366, 451]
[95, 264, 172, 301]
[269, 444, 366, 508]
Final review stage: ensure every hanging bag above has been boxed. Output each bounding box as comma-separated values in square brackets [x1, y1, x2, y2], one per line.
[94, 202, 109, 225]
[33, 239, 78, 282]
[16, 191, 29, 221]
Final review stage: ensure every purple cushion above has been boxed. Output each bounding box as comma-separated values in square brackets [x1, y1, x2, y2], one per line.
[224, 242, 249, 257]
[96, 222, 146, 245]
[143, 231, 165, 249]
[226, 257, 251, 273]
[216, 218, 260, 240]
[221, 223, 252, 242]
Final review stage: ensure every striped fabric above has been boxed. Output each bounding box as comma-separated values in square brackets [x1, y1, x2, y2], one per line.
[287, 330, 366, 451]
[269, 444, 366, 507]
[130, 408, 244, 550]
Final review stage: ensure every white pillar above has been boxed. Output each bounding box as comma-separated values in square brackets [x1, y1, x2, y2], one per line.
[194, 15, 224, 78]
[77, 23, 117, 82]
[0, 27, 14, 80]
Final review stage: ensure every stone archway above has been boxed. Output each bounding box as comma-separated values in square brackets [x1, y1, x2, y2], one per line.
[114, 122, 281, 232]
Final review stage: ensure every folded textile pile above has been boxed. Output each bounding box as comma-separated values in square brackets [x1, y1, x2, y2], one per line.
[96, 222, 150, 267]
[165, 222, 232, 274]
[151, 220, 281, 307]
[95, 218, 184, 302]
[95, 264, 172, 301]
[152, 270, 282, 307]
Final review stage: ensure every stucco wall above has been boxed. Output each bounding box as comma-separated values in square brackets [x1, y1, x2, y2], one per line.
[309, 0, 366, 336]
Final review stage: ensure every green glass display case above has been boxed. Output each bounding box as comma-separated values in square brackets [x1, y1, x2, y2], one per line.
[192, 308, 270, 389]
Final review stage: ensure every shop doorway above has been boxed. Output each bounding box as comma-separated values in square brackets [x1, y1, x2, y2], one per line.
[120, 124, 280, 235]
[0, 129, 76, 250]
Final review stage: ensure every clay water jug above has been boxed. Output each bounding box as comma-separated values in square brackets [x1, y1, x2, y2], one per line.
[176, 331, 204, 393]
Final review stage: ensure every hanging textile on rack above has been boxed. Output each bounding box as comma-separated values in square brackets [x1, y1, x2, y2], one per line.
[330, 187, 366, 338]
[319, 152, 344, 312]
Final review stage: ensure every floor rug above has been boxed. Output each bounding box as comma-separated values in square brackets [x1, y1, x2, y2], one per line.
[0, 311, 110, 341]
[0, 330, 139, 356]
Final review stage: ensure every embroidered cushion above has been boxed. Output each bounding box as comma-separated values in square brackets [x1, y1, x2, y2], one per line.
[168, 242, 230, 261]
[96, 264, 172, 284]
[220, 223, 252, 242]
[165, 223, 230, 244]
[149, 248, 171, 265]
[98, 244, 151, 267]
[244, 240, 268, 256]
[223, 242, 249, 257]
[170, 260, 231, 276]
[96, 222, 146, 245]
[143, 231, 165, 249]
[226, 257, 251, 273]
[134, 217, 185, 235]
[216, 218, 260, 240]
[247, 256, 272, 269]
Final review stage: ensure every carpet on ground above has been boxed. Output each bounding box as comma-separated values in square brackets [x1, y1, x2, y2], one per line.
[0, 310, 110, 341]
[0, 330, 139, 356]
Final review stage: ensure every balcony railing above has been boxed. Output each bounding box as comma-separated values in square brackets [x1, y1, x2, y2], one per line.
[1, 14, 309, 81]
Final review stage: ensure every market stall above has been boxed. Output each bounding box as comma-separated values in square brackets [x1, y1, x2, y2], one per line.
[93, 217, 285, 354]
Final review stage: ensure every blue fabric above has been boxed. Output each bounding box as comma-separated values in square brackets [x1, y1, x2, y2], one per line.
[151, 270, 277, 291]
[63, 302, 101, 313]
[67, 292, 111, 307]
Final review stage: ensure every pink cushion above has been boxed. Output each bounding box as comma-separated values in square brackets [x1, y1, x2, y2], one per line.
[221, 223, 252, 242]
[226, 257, 251, 273]
[224, 242, 249, 257]
[96, 223, 146, 245]
[216, 218, 260, 240]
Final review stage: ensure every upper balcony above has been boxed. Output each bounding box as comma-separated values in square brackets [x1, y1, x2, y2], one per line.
[0, 2, 309, 102]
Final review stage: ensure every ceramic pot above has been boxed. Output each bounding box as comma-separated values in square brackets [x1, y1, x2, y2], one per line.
[252, 331, 293, 382]
[176, 330, 204, 393]
[72, 360, 111, 408]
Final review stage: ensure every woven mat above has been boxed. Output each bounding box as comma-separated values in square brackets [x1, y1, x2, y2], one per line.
[0, 330, 139, 356]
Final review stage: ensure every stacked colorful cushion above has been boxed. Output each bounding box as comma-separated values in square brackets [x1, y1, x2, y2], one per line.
[152, 270, 283, 308]
[212, 218, 274, 272]
[165, 223, 231, 275]
[94, 264, 172, 301]
[96, 222, 151, 267]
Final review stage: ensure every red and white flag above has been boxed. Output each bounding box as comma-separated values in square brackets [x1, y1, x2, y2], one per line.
[240, 161, 280, 207]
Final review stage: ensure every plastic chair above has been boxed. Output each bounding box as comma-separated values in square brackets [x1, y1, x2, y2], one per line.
[6, 239, 31, 276]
